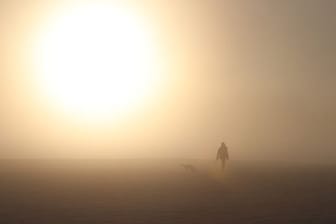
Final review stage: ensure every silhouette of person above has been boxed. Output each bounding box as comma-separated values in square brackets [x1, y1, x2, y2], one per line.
[216, 142, 229, 170]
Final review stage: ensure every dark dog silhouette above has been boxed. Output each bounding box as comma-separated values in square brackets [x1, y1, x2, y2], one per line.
[180, 164, 196, 172]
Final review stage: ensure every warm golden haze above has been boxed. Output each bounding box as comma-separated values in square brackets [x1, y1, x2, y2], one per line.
[0, 0, 335, 160]
[32, 2, 163, 122]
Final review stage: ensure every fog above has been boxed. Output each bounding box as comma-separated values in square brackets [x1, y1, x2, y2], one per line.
[0, 0, 335, 161]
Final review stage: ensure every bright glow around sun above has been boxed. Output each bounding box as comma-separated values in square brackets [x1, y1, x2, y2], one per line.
[33, 3, 162, 122]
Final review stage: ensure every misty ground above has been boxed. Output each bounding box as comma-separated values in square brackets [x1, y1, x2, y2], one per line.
[0, 159, 335, 224]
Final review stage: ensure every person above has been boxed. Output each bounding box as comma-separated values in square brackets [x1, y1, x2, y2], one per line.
[216, 142, 229, 170]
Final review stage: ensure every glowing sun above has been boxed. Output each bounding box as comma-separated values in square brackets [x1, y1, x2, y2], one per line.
[33, 3, 162, 122]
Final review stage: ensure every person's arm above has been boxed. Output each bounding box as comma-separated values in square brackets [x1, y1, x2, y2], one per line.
[216, 149, 220, 160]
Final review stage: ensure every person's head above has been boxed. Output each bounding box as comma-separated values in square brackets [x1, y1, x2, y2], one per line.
[221, 142, 225, 146]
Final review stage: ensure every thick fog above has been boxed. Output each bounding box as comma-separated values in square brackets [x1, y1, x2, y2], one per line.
[0, 0, 335, 161]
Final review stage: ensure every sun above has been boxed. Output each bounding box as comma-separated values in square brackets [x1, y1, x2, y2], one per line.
[33, 3, 162, 122]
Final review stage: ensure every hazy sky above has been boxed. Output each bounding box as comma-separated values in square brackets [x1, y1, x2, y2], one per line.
[0, 0, 335, 161]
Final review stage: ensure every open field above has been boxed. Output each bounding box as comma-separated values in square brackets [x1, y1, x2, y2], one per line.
[0, 159, 335, 223]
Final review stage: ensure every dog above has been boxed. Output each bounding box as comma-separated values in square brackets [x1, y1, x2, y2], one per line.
[180, 164, 196, 172]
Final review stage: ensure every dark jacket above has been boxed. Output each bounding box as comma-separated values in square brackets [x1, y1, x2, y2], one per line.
[217, 144, 229, 160]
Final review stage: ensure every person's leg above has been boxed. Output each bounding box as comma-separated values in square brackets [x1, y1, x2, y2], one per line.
[221, 159, 226, 170]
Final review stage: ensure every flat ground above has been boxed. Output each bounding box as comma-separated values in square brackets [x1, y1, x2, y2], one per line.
[0, 159, 335, 223]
